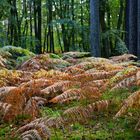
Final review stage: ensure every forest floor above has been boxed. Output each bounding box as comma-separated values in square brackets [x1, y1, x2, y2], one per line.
[0, 88, 140, 140]
[0, 47, 140, 140]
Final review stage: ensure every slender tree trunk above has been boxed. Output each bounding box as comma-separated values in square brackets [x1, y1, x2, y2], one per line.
[90, 0, 100, 57]
[137, 0, 140, 59]
[126, 0, 137, 55]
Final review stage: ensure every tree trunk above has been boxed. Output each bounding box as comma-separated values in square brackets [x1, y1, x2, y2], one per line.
[126, 0, 137, 55]
[90, 0, 100, 57]
[137, 0, 140, 59]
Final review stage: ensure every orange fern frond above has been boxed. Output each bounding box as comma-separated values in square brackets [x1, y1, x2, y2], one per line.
[49, 88, 83, 104]
[17, 121, 51, 140]
[108, 66, 138, 88]
[83, 79, 108, 89]
[64, 67, 85, 75]
[33, 69, 70, 80]
[40, 81, 81, 99]
[72, 70, 118, 82]
[20, 129, 42, 140]
[111, 75, 137, 91]
[81, 86, 101, 99]
[115, 90, 140, 118]
[23, 98, 41, 120]
[63, 100, 111, 123]
[110, 54, 137, 63]
[0, 102, 12, 119]
[19, 54, 70, 72]
[49, 86, 101, 104]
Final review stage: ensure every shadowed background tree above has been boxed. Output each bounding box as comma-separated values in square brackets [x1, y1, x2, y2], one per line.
[0, 0, 139, 58]
[90, 0, 100, 57]
[125, 0, 140, 59]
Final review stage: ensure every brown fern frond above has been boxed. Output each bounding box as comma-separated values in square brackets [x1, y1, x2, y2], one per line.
[49, 86, 101, 104]
[136, 71, 140, 86]
[115, 90, 140, 118]
[72, 70, 118, 82]
[135, 119, 140, 131]
[20, 79, 53, 90]
[0, 101, 12, 119]
[24, 97, 47, 120]
[17, 122, 50, 140]
[85, 69, 105, 74]
[0, 87, 16, 100]
[108, 66, 138, 88]
[19, 54, 70, 72]
[49, 89, 83, 104]
[63, 100, 111, 123]
[81, 86, 101, 99]
[111, 75, 137, 91]
[64, 67, 85, 75]
[83, 57, 113, 63]
[33, 69, 70, 80]
[110, 54, 137, 63]
[20, 129, 42, 140]
[83, 79, 108, 89]
[0, 79, 54, 121]
[69, 62, 96, 70]
[40, 81, 81, 99]
[31, 97, 47, 107]
[0, 55, 6, 68]
[23, 98, 40, 120]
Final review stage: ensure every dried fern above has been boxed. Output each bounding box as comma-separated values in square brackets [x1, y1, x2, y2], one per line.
[20, 129, 42, 140]
[49, 88, 83, 104]
[111, 75, 137, 90]
[72, 70, 119, 82]
[115, 90, 140, 118]
[108, 66, 138, 88]
[40, 81, 81, 99]
[0, 101, 12, 120]
[63, 100, 111, 123]
[110, 54, 137, 63]
[17, 122, 50, 140]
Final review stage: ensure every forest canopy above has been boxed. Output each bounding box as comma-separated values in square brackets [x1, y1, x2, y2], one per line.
[0, 0, 139, 59]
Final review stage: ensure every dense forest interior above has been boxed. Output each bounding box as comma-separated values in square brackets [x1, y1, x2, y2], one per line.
[0, 0, 140, 140]
[0, 0, 139, 58]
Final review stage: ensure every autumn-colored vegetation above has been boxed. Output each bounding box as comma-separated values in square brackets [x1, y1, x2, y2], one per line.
[0, 48, 139, 139]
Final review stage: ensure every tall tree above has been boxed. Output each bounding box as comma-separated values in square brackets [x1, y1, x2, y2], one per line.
[137, 0, 140, 59]
[126, 0, 140, 59]
[90, 0, 100, 57]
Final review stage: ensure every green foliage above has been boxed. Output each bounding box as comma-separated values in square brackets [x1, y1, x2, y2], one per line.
[49, 53, 61, 59]
[0, 46, 35, 68]
[115, 39, 128, 55]
[0, 46, 35, 58]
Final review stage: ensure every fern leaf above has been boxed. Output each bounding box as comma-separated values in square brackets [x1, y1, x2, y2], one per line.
[115, 90, 140, 118]
[49, 86, 101, 104]
[0, 102, 12, 119]
[17, 122, 50, 140]
[63, 100, 111, 123]
[72, 71, 118, 82]
[111, 75, 137, 90]
[33, 69, 70, 80]
[64, 67, 85, 75]
[40, 81, 81, 99]
[83, 79, 108, 89]
[110, 54, 137, 63]
[20, 130, 42, 140]
[49, 89, 83, 103]
[108, 66, 138, 88]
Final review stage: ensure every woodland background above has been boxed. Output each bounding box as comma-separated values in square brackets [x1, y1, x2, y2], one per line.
[0, 0, 139, 58]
